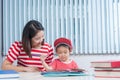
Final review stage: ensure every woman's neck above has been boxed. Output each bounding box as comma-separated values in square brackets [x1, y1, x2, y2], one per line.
[32, 45, 42, 49]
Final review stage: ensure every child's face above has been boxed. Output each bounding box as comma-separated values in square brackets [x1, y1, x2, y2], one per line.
[56, 46, 70, 62]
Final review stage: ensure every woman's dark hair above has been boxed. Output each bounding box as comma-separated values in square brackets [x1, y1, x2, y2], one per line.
[22, 20, 44, 58]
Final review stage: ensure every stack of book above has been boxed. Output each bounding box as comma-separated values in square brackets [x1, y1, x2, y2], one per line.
[0, 70, 19, 80]
[91, 60, 120, 79]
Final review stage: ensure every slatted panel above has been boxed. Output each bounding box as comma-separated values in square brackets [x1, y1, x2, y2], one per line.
[2, 0, 120, 55]
[0, 0, 2, 57]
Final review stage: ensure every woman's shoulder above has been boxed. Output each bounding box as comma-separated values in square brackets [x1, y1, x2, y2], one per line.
[43, 42, 52, 48]
[12, 41, 23, 47]
[14, 41, 22, 43]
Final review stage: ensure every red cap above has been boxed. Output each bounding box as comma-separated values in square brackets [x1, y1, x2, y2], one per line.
[54, 37, 73, 52]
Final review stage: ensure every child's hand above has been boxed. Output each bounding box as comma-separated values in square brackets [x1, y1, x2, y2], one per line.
[71, 68, 85, 72]
[40, 54, 47, 62]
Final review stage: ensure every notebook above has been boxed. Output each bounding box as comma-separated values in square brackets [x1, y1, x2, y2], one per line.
[91, 60, 120, 68]
[0, 70, 19, 79]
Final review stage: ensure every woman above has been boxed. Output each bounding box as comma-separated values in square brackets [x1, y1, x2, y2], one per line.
[1, 20, 53, 72]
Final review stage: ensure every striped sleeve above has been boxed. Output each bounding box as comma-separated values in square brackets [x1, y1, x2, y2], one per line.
[6, 41, 21, 63]
[45, 45, 54, 64]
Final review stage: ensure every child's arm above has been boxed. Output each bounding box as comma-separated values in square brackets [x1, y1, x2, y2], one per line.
[40, 55, 53, 71]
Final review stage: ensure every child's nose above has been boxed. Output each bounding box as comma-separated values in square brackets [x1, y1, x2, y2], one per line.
[61, 53, 65, 56]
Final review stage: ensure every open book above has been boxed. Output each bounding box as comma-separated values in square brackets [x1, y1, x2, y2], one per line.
[41, 69, 87, 77]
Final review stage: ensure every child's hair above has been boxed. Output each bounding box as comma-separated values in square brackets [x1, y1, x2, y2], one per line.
[54, 37, 73, 52]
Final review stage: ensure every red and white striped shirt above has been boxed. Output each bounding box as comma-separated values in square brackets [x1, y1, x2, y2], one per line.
[6, 41, 54, 72]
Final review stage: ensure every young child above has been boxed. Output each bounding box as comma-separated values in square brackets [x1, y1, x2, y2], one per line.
[40, 37, 79, 71]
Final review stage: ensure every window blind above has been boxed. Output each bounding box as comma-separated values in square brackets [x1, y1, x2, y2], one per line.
[2, 0, 120, 55]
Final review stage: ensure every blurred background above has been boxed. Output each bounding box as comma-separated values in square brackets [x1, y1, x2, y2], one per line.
[0, 0, 120, 71]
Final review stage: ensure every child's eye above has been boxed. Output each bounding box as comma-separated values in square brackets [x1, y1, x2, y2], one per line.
[57, 52, 62, 54]
[64, 52, 67, 54]
[59, 52, 63, 54]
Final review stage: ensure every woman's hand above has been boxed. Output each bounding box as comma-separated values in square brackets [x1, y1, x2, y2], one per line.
[23, 67, 39, 72]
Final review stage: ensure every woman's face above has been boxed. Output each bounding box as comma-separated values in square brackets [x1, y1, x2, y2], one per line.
[56, 46, 70, 62]
[31, 30, 44, 48]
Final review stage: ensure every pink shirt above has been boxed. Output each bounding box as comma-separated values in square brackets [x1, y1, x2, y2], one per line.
[6, 41, 53, 72]
[51, 59, 78, 71]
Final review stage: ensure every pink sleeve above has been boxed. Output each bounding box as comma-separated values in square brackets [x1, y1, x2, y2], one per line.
[6, 41, 20, 63]
[72, 60, 79, 69]
[50, 59, 57, 70]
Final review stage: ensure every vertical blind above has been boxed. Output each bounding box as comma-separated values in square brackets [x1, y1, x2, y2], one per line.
[2, 0, 120, 55]
[0, 0, 2, 57]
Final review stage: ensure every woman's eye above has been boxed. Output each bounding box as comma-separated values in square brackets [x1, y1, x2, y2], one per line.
[65, 52, 67, 54]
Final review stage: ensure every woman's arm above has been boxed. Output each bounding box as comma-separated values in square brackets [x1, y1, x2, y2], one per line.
[1, 59, 39, 72]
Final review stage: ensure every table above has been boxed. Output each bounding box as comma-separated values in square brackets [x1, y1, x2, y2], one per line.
[19, 72, 120, 80]
[19, 72, 94, 80]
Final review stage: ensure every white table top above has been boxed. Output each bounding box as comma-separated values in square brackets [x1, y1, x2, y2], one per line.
[1, 72, 119, 80]
[19, 72, 94, 80]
